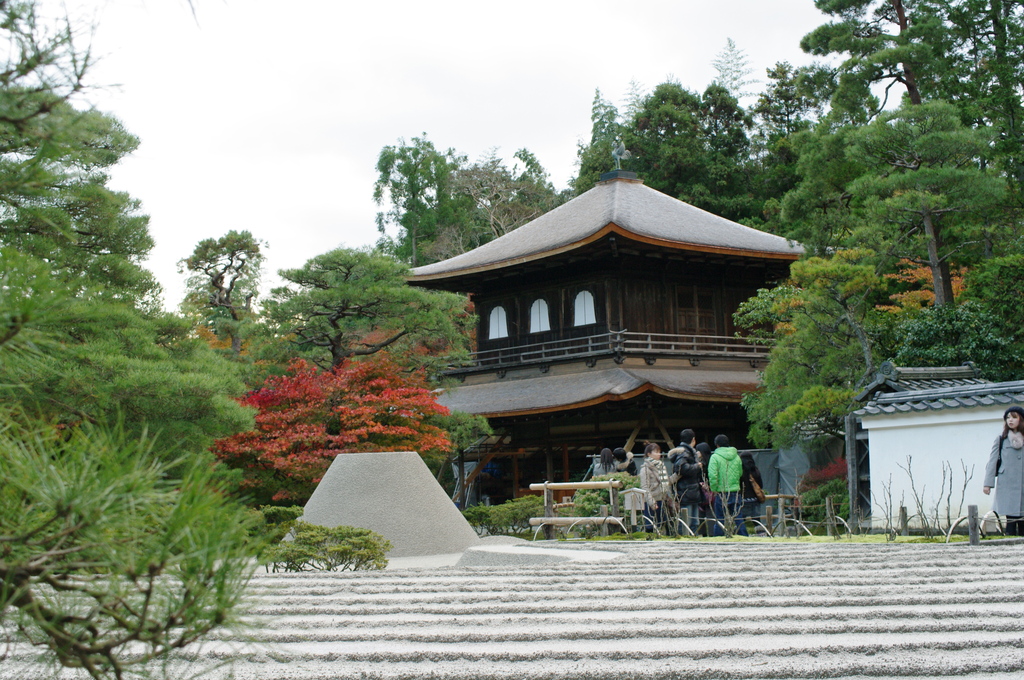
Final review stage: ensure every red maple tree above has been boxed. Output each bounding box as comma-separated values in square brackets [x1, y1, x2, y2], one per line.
[213, 355, 451, 504]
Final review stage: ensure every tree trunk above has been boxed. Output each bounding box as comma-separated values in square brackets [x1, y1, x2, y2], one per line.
[411, 225, 418, 267]
[892, 0, 923, 105]
[921, 210, 955, 306]
[331, 342, 348, 368]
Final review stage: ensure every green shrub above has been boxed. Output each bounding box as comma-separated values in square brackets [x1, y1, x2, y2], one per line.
[461, 495, 545, 536]
[573, 473, 640, 517]
[461, 504, 500, 535]
[263, 521, 391, 572]
[799, 477, 849, 524]
[261, 505, 305, 525]
[246, 505, 305, 555]
[491, 495, 544, 534]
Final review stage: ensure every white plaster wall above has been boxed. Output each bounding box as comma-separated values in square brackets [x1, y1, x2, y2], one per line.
[861, 406, 1004, 529]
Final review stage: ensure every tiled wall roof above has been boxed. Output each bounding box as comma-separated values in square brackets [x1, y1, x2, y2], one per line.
[857, 380, 1024, 416]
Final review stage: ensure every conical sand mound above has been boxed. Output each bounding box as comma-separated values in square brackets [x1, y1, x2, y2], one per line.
[300, 451, 480, 558]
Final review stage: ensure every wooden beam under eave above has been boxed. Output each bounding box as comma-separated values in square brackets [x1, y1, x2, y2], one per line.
[464, 452, 499, 490]
[651, 409, 675, 450]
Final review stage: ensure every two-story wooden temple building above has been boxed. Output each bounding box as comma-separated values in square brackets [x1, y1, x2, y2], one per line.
[409, 171, 802, 504]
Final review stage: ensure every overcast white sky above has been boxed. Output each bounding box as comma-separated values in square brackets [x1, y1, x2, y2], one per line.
[72, 0, 828, 308]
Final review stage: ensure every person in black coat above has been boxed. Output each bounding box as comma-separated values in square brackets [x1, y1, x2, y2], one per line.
[612, 447, 637, 475]
[738, 452, 764, 533]
[668, 429, 704, 535]
[696, 444, 712, 532]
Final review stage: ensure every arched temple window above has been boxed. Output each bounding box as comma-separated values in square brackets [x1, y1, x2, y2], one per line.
[573, 290, 596, 326]
[529, 299, 550, 333]
[488, 306, 509, 339]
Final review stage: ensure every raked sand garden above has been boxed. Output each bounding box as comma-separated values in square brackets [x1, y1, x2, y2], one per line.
[9, 538, 1021, 680]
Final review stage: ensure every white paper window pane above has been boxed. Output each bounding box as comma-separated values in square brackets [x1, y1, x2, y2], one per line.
[574, 290, 596, 326]
[529, 299, 550, 333]
[488, 306, 508, 339]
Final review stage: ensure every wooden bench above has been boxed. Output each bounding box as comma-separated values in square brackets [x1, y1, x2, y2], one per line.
[528, 481, 625, 540]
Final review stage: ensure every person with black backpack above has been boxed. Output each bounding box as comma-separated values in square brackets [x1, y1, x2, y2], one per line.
[667, 429, 703, 535]
[695, 442, 714, 535]
[984, 405, 1024, 536]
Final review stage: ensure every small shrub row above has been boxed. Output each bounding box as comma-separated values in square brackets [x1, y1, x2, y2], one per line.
[262, 521, 392, 572]
[244, 505, 305, 558]
[248, 506, 391, 571]
[462, 495, 544, 536]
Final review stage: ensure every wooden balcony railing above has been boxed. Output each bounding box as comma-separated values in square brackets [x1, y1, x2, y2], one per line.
[446, 331, 769, 373]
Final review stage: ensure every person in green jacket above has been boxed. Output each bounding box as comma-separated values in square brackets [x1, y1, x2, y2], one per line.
[708, 434, 747, 536]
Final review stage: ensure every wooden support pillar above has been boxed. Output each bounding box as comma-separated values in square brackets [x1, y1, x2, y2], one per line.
[512, 450, 521, 499]
[650, 409, 675, 449]
[624, 407, 675, 452]
[562, 443, 569, 483]
[545, 447, 554, 483]
[845, 412, 859, 529]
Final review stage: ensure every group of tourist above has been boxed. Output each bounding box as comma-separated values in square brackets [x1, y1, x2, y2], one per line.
[594, 429, 764, 536]
[585, 404, 1024, 538]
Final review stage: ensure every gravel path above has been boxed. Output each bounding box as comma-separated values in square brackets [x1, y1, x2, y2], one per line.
[6, 541, 1024, 679]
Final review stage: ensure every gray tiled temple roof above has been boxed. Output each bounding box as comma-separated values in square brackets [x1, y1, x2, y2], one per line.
[856, 380, 1024, 416]
[410, 177, 801, 281]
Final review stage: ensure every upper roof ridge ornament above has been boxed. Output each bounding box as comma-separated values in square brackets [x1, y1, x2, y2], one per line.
[611, 142, 631, 170]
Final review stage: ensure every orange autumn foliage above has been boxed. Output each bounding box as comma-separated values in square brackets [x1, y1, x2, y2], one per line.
[878, 259, 966, 312]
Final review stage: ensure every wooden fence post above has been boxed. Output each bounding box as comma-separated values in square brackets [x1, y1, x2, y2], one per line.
[968, 505, 980, 546]
[543, 486, 555, 541]
[825, 497, 835, 537]
[777, 497, 787, 536]
[600, 505, 609, 537]
[898, 506, 909, 536]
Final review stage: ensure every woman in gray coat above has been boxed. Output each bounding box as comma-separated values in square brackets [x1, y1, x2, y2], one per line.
[984, 405, 1024, 536]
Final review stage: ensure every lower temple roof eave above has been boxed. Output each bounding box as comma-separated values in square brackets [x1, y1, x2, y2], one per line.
[437, 366, 759, 418]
